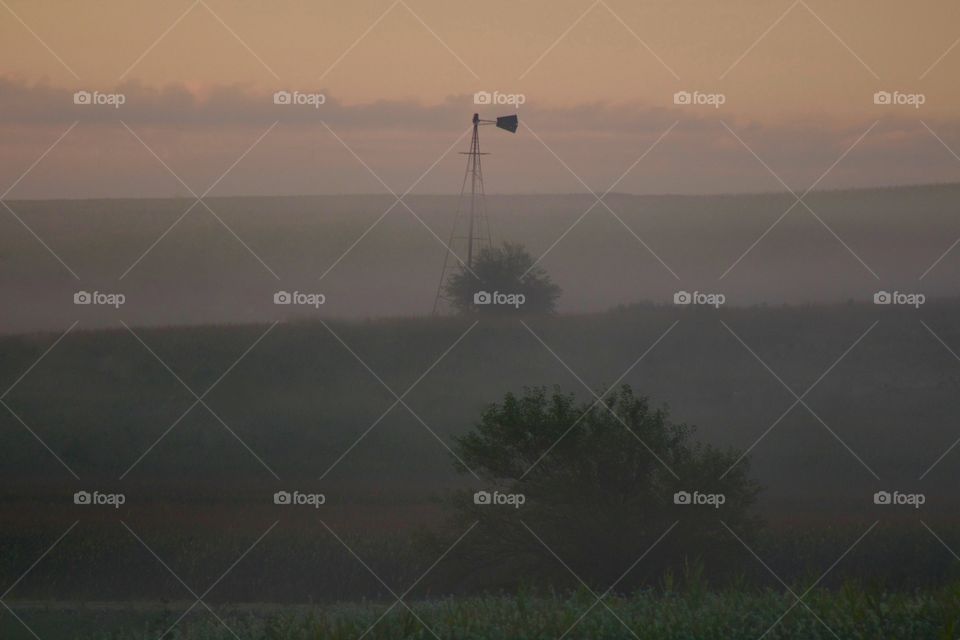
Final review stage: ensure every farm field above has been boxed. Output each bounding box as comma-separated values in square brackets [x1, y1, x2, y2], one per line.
[3, 302, 960, 638]
[5, 586, 960, 639]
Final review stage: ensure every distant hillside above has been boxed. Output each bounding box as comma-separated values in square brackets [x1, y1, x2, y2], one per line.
[3, 183, 960, 333]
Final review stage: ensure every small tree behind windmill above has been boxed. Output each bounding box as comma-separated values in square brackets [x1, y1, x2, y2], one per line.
[443, 242, 561, 315]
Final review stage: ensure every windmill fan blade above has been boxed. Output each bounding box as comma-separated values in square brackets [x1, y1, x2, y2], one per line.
[496, 115, 519, 133]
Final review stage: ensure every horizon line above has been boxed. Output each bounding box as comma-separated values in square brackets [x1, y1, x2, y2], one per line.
[4, 179, 958, 204]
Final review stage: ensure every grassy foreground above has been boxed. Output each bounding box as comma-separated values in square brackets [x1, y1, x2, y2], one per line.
[9, 587, 959, 640]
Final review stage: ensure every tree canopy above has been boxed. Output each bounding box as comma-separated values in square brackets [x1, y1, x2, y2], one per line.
[443, 242, 561, 315]
[436, 385, 761, 591]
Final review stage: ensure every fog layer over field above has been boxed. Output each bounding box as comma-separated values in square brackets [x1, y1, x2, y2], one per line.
[3, 184, 960, 333]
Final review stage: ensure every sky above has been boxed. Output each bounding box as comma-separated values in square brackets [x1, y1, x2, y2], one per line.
[2, 0, 960, 197]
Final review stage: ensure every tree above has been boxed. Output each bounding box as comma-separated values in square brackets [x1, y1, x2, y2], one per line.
[435, 385, 761, 591]
[443, 242, 561, 315]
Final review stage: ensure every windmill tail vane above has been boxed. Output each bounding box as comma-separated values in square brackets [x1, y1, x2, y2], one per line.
[432, 112, 518, 315]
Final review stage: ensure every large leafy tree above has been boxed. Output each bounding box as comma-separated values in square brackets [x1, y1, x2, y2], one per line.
[435, 385, 761, 591]
[443, 242, 561, 315]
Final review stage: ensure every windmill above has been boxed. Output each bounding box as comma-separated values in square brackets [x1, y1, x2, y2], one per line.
[432, 112, 518, 314]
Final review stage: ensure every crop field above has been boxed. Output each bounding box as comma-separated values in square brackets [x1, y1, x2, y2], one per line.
[5, 586, 960, 640]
